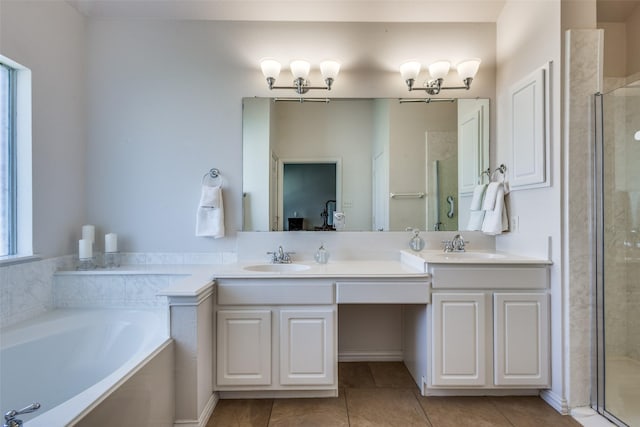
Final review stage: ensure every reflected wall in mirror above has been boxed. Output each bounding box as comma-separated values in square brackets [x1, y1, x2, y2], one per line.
[242, 97, 489, 232]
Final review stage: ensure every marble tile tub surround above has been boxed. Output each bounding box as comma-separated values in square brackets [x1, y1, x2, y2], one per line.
[0, 255, 74, 328]
[52, 274, 188, 309]
[0, 251, 233, 329]
[236, 231, 496, 262]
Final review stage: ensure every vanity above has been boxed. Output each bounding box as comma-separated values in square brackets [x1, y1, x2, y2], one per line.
[402, 249, 551, 395]
[211, 260, 430, 398]
[206, 248, 550, 399]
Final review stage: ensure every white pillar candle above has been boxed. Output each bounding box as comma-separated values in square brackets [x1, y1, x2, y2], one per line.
[105, 233, 118, 253]
[79, 239, 93, 259]
[82, 225, 95, 243]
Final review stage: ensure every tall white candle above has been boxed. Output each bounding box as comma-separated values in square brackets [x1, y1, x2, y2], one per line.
[79, 239, 92, 259]
[105, 233, 118, 253]
[82, 225, 95, 243]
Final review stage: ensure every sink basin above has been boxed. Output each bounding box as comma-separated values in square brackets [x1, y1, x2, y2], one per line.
[435, 252, 507, 260]
[243, 263, 311, 272]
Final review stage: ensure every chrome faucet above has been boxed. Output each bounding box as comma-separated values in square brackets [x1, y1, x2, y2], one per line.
[442, 234, 468, 252]
[4, 403, 40, 427]
[267, 246, 295, 264]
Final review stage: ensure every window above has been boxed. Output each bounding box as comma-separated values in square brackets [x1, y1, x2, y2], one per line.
[0, 55, 32, 260]
[0, 62, 16, 257]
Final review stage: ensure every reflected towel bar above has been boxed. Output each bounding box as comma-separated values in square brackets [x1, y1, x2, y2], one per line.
[390, 192, 425, 199]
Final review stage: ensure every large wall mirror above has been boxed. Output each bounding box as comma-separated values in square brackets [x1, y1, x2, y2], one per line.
[242, 97, 489, 232]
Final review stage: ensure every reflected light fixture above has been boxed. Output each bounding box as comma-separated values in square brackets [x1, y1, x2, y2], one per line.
[400, 58, 481, 95]
[261, 59, 340, 95]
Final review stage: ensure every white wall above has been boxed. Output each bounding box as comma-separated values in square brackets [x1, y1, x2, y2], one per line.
[495, 0, 564, 409]
[0, 1, 87, 258]
[85, 20, 496, 252]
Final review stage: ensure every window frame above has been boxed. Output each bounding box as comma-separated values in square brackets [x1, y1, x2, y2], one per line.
[0, 55, 33, 264]
[2, 61, 18, 256]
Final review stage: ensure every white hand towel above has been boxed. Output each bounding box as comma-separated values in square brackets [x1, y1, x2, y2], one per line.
[482, 182, 501, 211]
[196, 185, 225, 238]
[481, 183, 508, 235]
[470, 184, 488, 211]
[467, 210, 486, 231]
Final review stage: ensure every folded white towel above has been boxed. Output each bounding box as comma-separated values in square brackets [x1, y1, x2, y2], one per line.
[467, 210, 486, 231]
[481, 183, 508, 235]
[196, 185, 225, 238]
[470, 184, 488, 211]
[482, 182, 501, 211]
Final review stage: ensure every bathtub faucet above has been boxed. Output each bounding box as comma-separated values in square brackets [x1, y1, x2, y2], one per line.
[4, 402, 40, 427]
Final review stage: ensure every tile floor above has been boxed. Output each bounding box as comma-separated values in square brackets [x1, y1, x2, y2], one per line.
[207, 362, 581, 426]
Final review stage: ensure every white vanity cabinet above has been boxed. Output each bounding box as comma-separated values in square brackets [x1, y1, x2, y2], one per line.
[217, 309, 272, 386]
[215, 278, 337, 394]
[428, 264, 550, 390]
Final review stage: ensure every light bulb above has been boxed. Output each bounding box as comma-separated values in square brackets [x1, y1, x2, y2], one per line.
[428, 61, 451, 80]
[400, 61, 421, 81]
[290, 60, 311, 80]
[320, 60, 341, 80]
[456, 58, 481, 80]
[260, 59, 281, 79]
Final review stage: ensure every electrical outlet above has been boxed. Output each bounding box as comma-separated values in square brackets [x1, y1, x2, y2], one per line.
[510, 215, 519, 232]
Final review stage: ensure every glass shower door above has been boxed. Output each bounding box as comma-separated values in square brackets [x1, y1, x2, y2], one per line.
[595, 80, 640, 427]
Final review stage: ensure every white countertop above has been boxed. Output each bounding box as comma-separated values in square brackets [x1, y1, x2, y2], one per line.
[55, 260, 428, 298]
[401, 249, 552, 269]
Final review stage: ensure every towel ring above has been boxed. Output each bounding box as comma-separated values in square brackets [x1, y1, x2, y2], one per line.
[478, 168, 491, 184]
[202, 168, 223, 186]
[491, 164, 507, 182]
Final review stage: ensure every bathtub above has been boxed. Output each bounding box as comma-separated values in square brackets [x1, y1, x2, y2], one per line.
[0, 309, 173, 426]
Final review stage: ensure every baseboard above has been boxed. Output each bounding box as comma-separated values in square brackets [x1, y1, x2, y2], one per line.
[338, 350, 403, 362]
[540, 389, 569, 415]
[219, 389, 338, 399]
[174, 392, 219, 427]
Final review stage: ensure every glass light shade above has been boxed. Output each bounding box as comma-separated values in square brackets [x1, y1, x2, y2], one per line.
[635, 130, 640, 141]
[456, 58, 481, 80]
[290, 60, 311, 80]
[320, 60, 341, 80]
[260, 59, 281, 79]
[400, 61, 421, 81]
[428, 61, 451, 80]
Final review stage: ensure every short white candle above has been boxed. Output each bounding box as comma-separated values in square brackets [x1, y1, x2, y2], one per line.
[79, 239, 93, 259]
[82, 225, 95, 243]
[105, 233, 118, 253]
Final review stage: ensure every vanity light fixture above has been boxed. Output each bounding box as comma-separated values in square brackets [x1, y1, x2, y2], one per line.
[260, 59, 340, 95]
[400, 58, 481, 95]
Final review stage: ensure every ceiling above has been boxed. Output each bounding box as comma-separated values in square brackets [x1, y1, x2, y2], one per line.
[68, 0, 507, 22]
[597, 0, 640, 22]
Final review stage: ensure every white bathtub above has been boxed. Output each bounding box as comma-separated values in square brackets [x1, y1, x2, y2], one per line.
[0, 309, 172, 426]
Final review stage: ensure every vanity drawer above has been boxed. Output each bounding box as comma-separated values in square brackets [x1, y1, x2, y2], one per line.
[336, 281, 430, 304]
[430, 266, 548, 289]
[217, 279, 334, 305]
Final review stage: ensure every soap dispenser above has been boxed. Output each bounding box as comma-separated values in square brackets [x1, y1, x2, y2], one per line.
[315, 243, 330, 264]
[409, 229, 425, 252]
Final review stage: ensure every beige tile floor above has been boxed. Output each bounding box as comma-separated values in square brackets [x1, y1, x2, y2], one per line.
[207, 362, 581, 427]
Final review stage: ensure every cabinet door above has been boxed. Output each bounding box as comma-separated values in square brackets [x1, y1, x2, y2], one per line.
[280, 309, 336, 385]
[494, 293, 550, 387]
[217, 310, 271, 386]
[431, 293, 489, 386]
